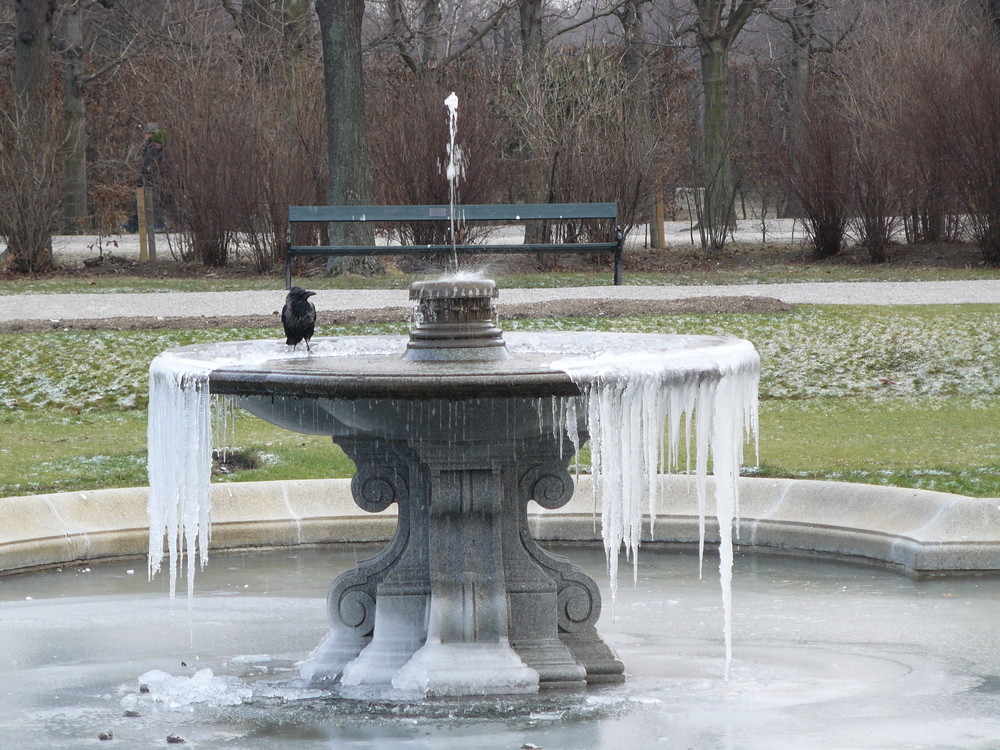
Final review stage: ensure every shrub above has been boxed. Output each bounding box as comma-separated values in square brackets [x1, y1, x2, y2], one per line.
[787, 95, 850, 259]
[158, 49, 325, 270]
[0, 103, 65, 273]
[367, 59, 511, 247]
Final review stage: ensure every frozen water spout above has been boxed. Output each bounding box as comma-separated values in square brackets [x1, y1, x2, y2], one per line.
[444, 91, 462, 273]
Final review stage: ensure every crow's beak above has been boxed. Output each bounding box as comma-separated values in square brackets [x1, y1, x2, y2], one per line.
[306, 291, 316, 298]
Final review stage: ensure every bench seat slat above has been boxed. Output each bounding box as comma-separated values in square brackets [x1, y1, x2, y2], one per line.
[289, 203, 617, 223]
[290, 243, 618, 256]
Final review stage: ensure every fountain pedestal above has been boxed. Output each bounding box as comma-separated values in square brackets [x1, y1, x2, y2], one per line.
[219, 280, 623, 695]
[240, 395, 620, 695]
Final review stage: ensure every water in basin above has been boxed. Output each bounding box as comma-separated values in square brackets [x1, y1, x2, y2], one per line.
[4, 545, 999, 749]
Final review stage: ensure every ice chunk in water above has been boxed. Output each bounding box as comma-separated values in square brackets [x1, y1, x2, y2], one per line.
[121, 668, 251, 709]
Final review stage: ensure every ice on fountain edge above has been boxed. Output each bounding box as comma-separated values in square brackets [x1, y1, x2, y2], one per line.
[146, 338, 390, 598]
[147, 333, 759, 676]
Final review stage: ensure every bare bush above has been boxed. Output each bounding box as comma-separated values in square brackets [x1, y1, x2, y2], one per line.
[0, 104, 66, 272]
[242, 68, 328, 273]
[787, 93, 850, 259]
[367, 58, 511, 246]
[846, 141, 904, 263]
[836, 3, 936, 262]
[499, 45, 673, 249]
[944, 48, 1000, 266]
[730, 60, 787, 236]
[158, 59, 254, 267]
[83, 56, 174, 240]
[157, 41, 324, 270]
[905, 13, 1000, 265]
[561, 46, 694, 243]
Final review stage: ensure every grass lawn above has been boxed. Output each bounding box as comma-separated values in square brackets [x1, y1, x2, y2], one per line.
[2, 304, 999, 498]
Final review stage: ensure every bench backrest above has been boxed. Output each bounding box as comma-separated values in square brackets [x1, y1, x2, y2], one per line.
[288, 203, 617, 224]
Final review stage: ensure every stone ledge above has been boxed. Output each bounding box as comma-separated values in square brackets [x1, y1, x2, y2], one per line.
[2, 477, 998, 576]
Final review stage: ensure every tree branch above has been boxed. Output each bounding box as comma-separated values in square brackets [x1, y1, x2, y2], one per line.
[82, 36, 138, 85]
[549, 0, 636, 43]
[438, 1, 515, 68]
[723, 0, 766, 43]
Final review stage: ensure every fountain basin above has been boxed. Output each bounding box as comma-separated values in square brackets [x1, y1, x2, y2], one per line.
[4, 545, 1000, 750]
[5, 476, 999, 578]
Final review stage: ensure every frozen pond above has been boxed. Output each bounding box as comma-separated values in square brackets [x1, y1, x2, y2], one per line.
[3, 545, 1000, 749]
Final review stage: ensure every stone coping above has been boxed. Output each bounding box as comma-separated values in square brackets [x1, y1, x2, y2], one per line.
[2, 477, 998, 577]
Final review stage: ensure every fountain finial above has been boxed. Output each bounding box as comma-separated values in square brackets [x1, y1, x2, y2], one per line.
[404, 277, 508, 361]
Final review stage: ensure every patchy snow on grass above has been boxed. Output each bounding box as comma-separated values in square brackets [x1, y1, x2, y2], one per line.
[512, 307, 1000, 402]
[3, 307, 1000, 414]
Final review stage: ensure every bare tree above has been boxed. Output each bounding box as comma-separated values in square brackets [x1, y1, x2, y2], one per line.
[835, 5, 910, 263]
[787, 90, 850, 258]
[516, 0, 548, 242]
[3, 0, 59, 272]
[367, 0, 514, 79]
[764, 0, 856, 216]
[616, 1, 652, 106]
[14, 0, 56, 124]
[688, 0, 771, 252]
[316, 0, 382, 274]
[316, 0, 369, 212]
[915, 31, 1000, 266]
[60, 0, 119, 233]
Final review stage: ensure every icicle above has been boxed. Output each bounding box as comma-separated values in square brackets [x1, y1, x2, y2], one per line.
[147, 353, 214, 599]
[694, 380, 712, 579]
[149, 330, 759, 681]
[147, 337, 402, 598]
[551, 337, 759, 679]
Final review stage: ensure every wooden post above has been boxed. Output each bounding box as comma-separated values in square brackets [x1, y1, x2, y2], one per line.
[653, 181, 666, 250]
[136, 186, 149, 262]
[649, 199, 659, 249]
[144, 187, 157, 261]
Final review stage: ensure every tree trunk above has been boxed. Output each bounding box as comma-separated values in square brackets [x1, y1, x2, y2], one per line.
[15, 0, 56, 125]
[9, 0, 57, 272]
[315, 0, 381, 275]
[781, 0, 815, 218]
[420, 0, 442, 68]
[786, 0, 815, 122]
[518, 0, 549, 244]
[283, 0, 310, 73]
[618, 0, 650, 111]
[698, 37, 733, 251]
[691, 0, 763, 252]
[63, 0, 87, 232]
[617, 1, 657, 245]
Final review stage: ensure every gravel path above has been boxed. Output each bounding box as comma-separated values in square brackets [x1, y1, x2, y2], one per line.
[1, 280, 998, 329]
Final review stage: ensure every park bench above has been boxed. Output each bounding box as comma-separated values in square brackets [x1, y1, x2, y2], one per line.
[284, 203, 623, 289]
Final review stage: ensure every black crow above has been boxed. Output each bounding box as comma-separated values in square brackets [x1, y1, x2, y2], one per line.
[282, 286, 317, 353]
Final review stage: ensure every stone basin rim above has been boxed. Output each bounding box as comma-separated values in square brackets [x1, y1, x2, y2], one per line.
[184, 331, 755, 400]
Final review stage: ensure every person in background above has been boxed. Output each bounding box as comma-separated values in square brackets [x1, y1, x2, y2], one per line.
[125, 123, 166, 232]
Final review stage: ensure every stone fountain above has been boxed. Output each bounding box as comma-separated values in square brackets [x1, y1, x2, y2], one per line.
[146, 277, 760, 697]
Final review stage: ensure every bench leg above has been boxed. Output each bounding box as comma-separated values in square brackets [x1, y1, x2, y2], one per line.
[614, 248, 622, 286]
[285, 256, 292, 290]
